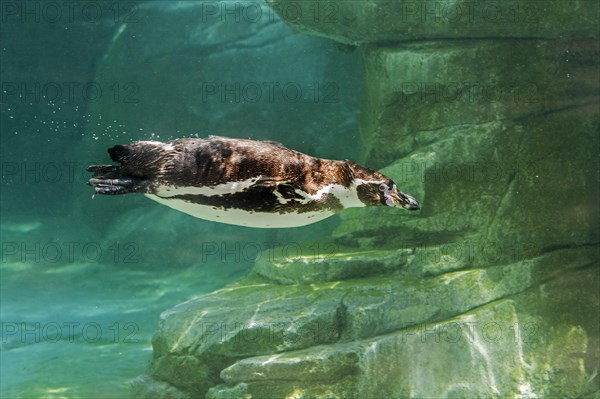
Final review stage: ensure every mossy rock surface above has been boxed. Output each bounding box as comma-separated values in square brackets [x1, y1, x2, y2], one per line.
[267, 0, 599, 44]
[133, 247, 597, 397]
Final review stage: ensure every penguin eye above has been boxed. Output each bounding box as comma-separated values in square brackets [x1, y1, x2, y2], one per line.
[379, 184, 387, 192]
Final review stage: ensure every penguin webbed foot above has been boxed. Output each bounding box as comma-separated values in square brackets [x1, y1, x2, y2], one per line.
[87, 165, 148, 195]
[88, 177, 149, 195]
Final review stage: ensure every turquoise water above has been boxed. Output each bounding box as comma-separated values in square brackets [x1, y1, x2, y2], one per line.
[1, 2, 356, 397]
[2, 1, 599, 399]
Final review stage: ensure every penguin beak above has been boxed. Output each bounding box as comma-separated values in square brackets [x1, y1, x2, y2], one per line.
[387, 189, 420, 210]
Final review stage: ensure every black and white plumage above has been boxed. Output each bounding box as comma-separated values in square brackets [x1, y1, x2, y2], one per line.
[87, 136, 419, 228]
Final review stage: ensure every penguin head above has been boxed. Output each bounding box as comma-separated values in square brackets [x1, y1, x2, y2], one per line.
[377, 180, 420, 210]
[356, 179, 419, 210]
[347, 162, 419, 210]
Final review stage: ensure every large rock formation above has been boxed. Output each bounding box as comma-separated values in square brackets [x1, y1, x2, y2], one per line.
[265, 0, 599, 45]
[132, 1, 599, 398]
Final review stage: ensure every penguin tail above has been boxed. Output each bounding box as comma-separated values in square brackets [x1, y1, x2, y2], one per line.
[108, 142, 171, 173]
[107, 144, 131, 163]
[87, 141, 173, 195]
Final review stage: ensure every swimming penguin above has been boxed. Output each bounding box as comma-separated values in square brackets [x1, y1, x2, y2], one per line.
[87, 136, 419, 228]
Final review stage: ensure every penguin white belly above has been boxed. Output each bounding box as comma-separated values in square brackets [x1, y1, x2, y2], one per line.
[145, 194, 335, 228]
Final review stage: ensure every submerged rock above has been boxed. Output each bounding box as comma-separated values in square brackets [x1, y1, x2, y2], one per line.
[253, 243, 413, 284]
[132, 246, 597, 398]
[207, 300, 536, 398]
[266, 0, 599, 45]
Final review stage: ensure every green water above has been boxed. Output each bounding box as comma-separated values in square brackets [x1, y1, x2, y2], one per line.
[1, 2, 356, 397]
[1, 1, 599, 399]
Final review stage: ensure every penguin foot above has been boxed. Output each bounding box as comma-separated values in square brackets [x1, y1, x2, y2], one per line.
[88, 178, 138, 195]
[87, 165, 149, 195]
